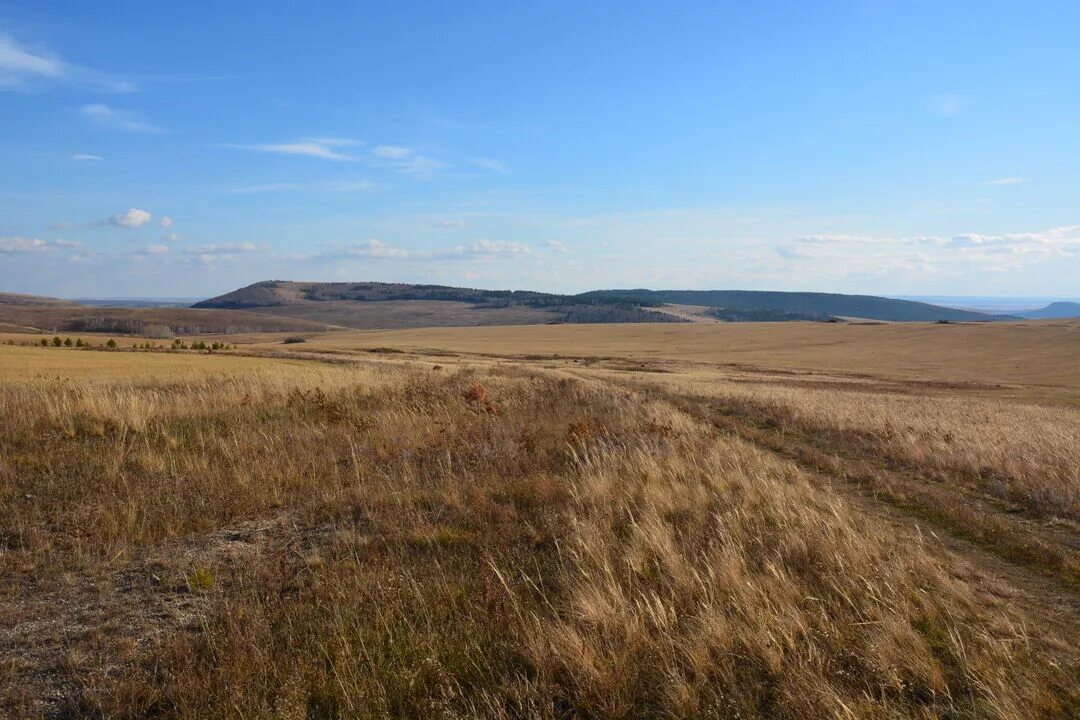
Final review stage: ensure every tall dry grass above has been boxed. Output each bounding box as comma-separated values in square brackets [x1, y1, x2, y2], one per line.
[637, 373, 1080, 520]
[1, 358, 1077, 718]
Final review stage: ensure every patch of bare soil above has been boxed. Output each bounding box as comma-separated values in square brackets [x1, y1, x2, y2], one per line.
[0, 513, 316, 718]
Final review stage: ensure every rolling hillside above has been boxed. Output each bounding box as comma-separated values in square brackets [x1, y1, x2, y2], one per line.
[577, 289, 1012, 322]
[0, 291, 78, 307]
[195, 281, 1013, 327]
[0, 297, 343, 336]
[193, 281, 681, 328]
[1022, 301, 1080, 319]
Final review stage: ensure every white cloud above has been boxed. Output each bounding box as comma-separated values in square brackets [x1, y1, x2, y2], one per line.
[161, 232, 179, 242]
[982, 177, 1026, 186]
[436, 219, 466, 228]
[372, 145, 411, 159]
[344, 239, 410, 259]
[0, 236, 80, 253]
[545, 239, 569, 253]
[158, 215, 173, 228]
[81, 104, 161, 133]
[105, 208, 153, 228]
[71, 153, 103, 161]
[140, 244, 170, 255]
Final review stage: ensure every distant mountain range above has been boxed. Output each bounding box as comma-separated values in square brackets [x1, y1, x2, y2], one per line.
[1019, 301, 1080, 319]
[6, 283, 1075, 337]
[193, 281, 1021, 327]
[192, 281, 678, 328]
[577, 289, 1018, 322]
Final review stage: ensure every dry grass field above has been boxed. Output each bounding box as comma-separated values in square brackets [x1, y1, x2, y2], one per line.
[229, 320, 1080, 399]
[2, 321, 1078, 718]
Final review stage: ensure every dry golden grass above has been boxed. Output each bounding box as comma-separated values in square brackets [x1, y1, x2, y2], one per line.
[0, 341, 275, 380]
[635, 372, 1080, 521]
[233, 320, 1080, 402]
[1, 336, 1078, 718]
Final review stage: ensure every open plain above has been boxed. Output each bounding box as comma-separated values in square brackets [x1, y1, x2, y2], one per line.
[2, 320, 1078, 718]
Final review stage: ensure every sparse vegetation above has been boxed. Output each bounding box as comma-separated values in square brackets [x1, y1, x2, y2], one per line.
[1, 326, 1077, 718]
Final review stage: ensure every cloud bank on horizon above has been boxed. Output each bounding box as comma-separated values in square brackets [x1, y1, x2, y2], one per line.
[1, 3, 1078, 298]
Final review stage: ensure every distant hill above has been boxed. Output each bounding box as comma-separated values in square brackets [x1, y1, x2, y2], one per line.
[193, 281, 682, 329]
[0, 301, 343, 336]
[577, 289, 1012, 323]
[193, 281, 576, 308]
[5, 282, 1018, 335]
[1020, 302, 1080, 319]
[705, 307, 837, 322]
[0, 291, 77, 307]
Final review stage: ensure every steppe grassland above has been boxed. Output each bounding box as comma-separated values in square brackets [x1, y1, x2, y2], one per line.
[611, 368, 1080, 520]
[1, 340, 1077, 718]
[251, 319, 1080, 394]
[0, 337, 257, 380]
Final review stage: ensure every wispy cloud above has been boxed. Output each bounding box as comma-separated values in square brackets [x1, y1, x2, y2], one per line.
[304, 137, 364, 147]
[0, 33, 63, 86]
[158, 216, 173, 228]
[71, 153, 103, 161]
[225, 139, 448, 175]
[469, 240, 531, 255]
[929, 93, 966, 116]
[982, 177, 1026, 186]
[228, 182, 305, 193]
[343, 239, 410, 259]
[372, 145, 411, 159]
[471, 157, 508, 173]
[224, 138, 362, 161]
[135, 244, 170, 255]
[181, 242, 263, 266]
[0, 32, 135, 92]
[436, 219, 466, 229]
[324, 238, 533, 263]
[370, 145, 447, 176]
[81, 104, 162, 133]
[228, 179, 375, 194]
[0, 236, 80, 253]
[545, 239, 569, 253]
[183, 242, 260, 255]
[776, 225, 1080, 278]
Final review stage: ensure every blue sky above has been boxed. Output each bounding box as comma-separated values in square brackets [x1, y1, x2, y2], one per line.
[1, 1, 1078, 298]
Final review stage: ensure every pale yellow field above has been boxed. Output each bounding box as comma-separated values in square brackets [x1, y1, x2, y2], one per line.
[0, 342, 276, 380]
[226, 320, 1080, 403]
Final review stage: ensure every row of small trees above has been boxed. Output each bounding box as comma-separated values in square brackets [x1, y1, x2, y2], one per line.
[39, 336, 111, 348]
[36, 336, 234, 351]
[172, 339, 231, 351]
